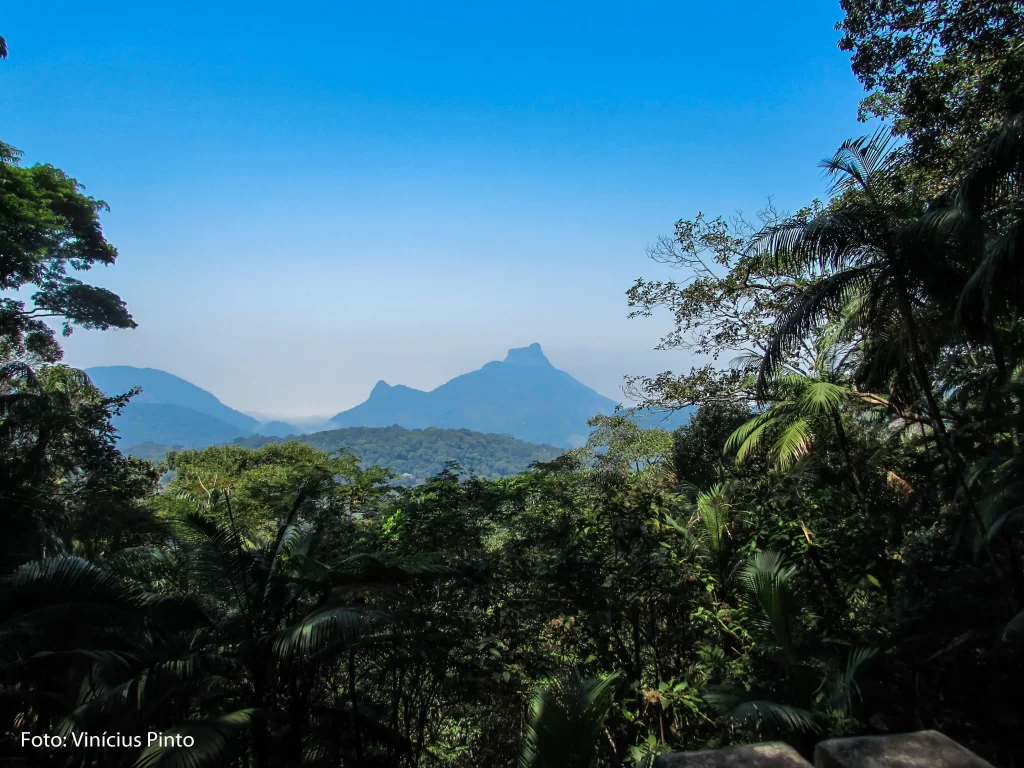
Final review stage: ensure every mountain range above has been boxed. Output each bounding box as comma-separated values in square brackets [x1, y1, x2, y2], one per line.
[85, 343, 692, 458]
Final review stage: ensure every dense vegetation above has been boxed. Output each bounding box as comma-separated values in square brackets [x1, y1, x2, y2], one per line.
[3, 6, 1024, 768]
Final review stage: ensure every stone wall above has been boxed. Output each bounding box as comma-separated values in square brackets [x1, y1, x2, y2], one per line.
[652, 730, 997, 768]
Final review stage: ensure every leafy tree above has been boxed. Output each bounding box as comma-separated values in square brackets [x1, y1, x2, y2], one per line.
[572, 413, 674, 481]
[1, 142, 135, 365]
[0, 363, 159, 572]
[625, 204, 808, 413]
[838, 0, 1024, 175]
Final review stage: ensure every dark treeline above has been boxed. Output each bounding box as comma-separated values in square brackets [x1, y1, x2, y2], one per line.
[2, 4, 1024, 767]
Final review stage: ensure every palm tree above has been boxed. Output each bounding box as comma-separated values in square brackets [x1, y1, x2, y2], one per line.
[705, 550, 875, 739]
[725, 341, 872, 497]
[0, 555, 205, 766]
[1, 482, 448, 768]
[519, 668, 620, 768]
[663, 482, 736, 579]
[725, 377, 838, 472]
[746, 130, 961, 452]
[743, 131, 1024, 609]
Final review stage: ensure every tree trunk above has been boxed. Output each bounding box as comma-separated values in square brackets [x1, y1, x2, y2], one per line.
[350, 647, 363, 763]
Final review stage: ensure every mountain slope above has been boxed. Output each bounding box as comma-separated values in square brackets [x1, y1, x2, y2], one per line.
[86, 366, 304, 446]
[113, 403, 247, 449]
[330, 343, 692, 448]
[87, 366, 259, 431]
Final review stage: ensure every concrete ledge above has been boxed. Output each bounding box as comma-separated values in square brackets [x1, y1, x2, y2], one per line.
[653, 742, 812, 767]
[814, 730, 996, 768]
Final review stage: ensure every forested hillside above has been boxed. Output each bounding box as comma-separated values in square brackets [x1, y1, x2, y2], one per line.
[3, 5, 1024, 768]
[234, 425, 562, 481]
[129, 425, 563, 483]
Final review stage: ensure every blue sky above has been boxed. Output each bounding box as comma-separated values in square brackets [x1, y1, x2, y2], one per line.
[4, 1, 871, 418]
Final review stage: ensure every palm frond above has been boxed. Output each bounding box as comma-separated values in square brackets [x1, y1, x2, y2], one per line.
[696, 484, 732, 557]
[519, 669, 620, 768]
[66, 654, 243, 727]
[825, 647, 877, 714]
[662, 513, 701, 558]
[1, 556, 169, 618]
[772, 418, 813, 472]
[821, 128, 900, 197]
[266, 606, 389, 662]
[132, 709, 259, 768]
[172, 511, 258, 616]
[747, 209, 881, 275]
[327, 552, 451, 586]
[958, 112, 1024, 214]
[798, 381, 847, 415]
[704, 685, 819, 733]
[725, 409, 779, 464]
[102, 546, 175, 583]
[739, 550, 799, 663]
[758, 266, 877, 394]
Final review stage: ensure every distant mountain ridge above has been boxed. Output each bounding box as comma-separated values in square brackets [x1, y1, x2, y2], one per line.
[110, 403, 246, 449]
[86, 366, 259, 431]
[85, 366, 300, 446]
[330, 343, 691, 448]
[86, 344, 692, 453]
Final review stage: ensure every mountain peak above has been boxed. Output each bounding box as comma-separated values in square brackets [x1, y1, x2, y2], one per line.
[503, 342, 551, 367]
[370, 380, 391, 395]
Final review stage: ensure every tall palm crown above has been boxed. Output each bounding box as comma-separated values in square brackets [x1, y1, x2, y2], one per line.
[746, 131, 964, 428]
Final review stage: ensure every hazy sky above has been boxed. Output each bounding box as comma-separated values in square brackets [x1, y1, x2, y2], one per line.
[5, 1, 871, 418]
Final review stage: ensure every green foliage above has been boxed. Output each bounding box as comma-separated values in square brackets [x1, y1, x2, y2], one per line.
[572, 413, 675, 480]
[838, 0, 1024, 175]
[617, 98, 1024, 766]
[0, 144, 135, 364]
[0, 363, 160, 571]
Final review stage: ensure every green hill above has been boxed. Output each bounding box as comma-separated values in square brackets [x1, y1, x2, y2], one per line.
[124, 424, 563, 483]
